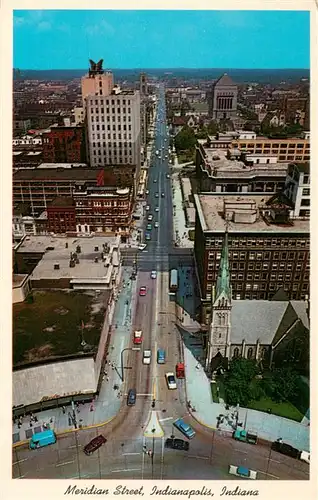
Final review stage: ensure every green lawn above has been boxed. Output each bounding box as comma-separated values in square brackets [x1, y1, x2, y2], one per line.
[216, 375, 226, 401]
[247, 397, 304, 422]
[13, 290, 106, 366]
[177, 152, 194, 163]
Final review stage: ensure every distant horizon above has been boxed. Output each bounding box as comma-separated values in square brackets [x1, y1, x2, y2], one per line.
[14, 67, 310, 71]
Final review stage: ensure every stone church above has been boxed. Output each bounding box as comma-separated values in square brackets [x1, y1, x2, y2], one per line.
[206, 232, 309, 375]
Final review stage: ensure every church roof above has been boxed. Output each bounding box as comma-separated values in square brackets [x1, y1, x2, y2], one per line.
[213, 73, 236, 87]
[231, 299, 309, 345]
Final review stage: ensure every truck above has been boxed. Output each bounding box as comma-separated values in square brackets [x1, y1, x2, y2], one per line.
[29, 429, 57, 450]
[233, 429, 258, 444]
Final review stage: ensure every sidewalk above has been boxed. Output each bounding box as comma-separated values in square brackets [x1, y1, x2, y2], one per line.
[12, 266, 138, 445]
[184, 347, 310, 452]
[171, 172, 194, 249]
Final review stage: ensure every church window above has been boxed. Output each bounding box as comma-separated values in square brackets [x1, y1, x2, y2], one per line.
[233, 347, 240, 358]
[247, 348, 253, 359]
[261, 348, 267, 360]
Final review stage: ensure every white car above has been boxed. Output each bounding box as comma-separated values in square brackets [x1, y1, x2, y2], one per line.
[154, 222, 159, 228]
[146, 190, 149, 195]
[155, 150, 159, 155]
[143, 350, 151, 365]
[151, 270, 157, 279]
[300, 451, 310, 464]
[155, 193, 159, 198]
[138, 244, 147, 251]
[146, 205, 150, 211]
[148, 214, 153, 221]
[166, 174, 170, 178]
[155, 207, 159, 212]
[228, 465, 257, 480]
[165, 372, 177, 390]
[153, 179, 157, 183]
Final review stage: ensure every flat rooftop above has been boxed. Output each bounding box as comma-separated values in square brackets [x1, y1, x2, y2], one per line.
[17, 235, 120, 280]
[13, 289, 110, 366]
[195, 194, 310, 234]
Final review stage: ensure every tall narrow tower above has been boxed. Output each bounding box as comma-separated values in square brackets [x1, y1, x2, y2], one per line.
[206, 231, 232, 372]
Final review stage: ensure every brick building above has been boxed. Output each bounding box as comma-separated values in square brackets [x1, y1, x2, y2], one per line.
[42, 125, 86, 163]
[47, 197, 76, 234]
[193, 192, 309, 324]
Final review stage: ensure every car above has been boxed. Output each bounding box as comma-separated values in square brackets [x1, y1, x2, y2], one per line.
[133, 330, 143, 345]
[228, 465, 257, 480]
[145, 190, 149, 195]
[138, 243, 147, 251]
[148, 214, 153, 221]
[155, 193, 159, 198]
[161, 193, 165, 197]
[146, 205, 150, 211]
[151, 270, 157, 279]
[165, 438, 189, 451]
[165, 372, 177, 390]
[157, 349, 166, 364]
[143, 350, 151, 365]
[153, 179, 157, 183]
[173, 418, 196, 439]
[146, 223, 152, 231]
[84, 435, 107, 456]
[127, 388, 137, 406]
[165, 155, 168, 159]
[271, 440, 300, 459]
[155, 207, 159, 212]
[155, 150, 159, 155]
[300, 451, 310, 464]
[154, 222, 159, 228]
[166, 174, 170, 178]
[139, 286, 147, 296]
[145, 232, 151, 241]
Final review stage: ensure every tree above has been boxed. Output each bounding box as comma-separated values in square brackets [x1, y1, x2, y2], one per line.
[262, 367, 299, 402]
[223, 358, 260, 407]
[207, 120, 219, 136]
[174, 126, 197, 153]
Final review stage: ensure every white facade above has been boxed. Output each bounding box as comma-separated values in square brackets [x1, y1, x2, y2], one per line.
[285, 168, 310, 218]
[237, 130, 256, 140]
[74, 106, 84, 125]
[13, 215, 37, 240]
[245, 154, 278, 165]
[86, 92, 141, 169]
[12, 135, 42, 147]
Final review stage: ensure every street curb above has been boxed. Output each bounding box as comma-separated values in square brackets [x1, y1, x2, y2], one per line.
[12, 414, 117, 449]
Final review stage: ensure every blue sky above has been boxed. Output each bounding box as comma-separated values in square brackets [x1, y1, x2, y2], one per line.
[13, 10, 310, 69]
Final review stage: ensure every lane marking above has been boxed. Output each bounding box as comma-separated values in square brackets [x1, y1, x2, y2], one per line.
[258, 470, 279, 479]
[55, 460, 75, 467]
[112, 468, 142, 473]
[269, 458, 281, 464]
[13, 458, 28, 465]
[187, 455, 210, 460]
[123, 453, 141, 456]
[159, 417, 173, 422]
[233, 449, 248, 454]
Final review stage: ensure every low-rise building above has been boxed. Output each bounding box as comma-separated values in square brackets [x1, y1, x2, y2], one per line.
[285, 163, 310, 219]
[42, 124, 86, 163]
[231, 136, 310, 163]
[47, 197, 77, 234]
[193, 192, 309, 323]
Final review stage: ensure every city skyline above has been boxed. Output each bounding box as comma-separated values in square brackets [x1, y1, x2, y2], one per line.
[13, 9, 310, 70]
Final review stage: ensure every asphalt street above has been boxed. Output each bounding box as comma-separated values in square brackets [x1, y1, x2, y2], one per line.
[12, 85, 310, 481]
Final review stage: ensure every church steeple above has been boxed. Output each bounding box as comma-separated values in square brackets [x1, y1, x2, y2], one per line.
[214, 230, 231, 302]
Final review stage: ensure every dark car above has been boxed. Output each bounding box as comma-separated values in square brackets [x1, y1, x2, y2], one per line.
[165, 438, 189, 451]
[271, 440, 300, 459]
[127, 388, 137, 406]
[83, 434, 107, 456]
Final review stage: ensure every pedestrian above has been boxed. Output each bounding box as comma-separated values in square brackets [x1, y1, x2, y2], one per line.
[62, 406, 66, 414]
[34, 416, 38, 423]
[29, 421, 33, 427]
[77, 407, 80, 414]
[106, 377, 109, 382]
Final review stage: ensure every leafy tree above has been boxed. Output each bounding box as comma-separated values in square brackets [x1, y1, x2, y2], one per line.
[223, 358, 260, 407]
[262, 367, 299, 402]
[174, 126, 197, 152]
[207, 120, 219, 135]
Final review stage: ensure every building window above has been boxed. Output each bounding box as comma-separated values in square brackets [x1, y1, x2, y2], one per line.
[233, 347, 240, 358]
[301, 198, 310, 207]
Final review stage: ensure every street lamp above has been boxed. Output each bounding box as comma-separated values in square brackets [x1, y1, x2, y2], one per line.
[120, 347, 140, 382]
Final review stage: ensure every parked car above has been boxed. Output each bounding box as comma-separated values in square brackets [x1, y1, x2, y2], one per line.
[229, 465, 257, 479]
[271, 440, 300, 459]
[173, 418, 196, 439]
[161, 193, 165, 197]
[300, 451, 310, 464]
[153, 179, 157, 183]
[157, 349, 166, 364]
[138, 244, 147, 251]
[146, 205, 150, 211]
[145, 190, 149, 195]
[233, 429, 258, 444]
[127, 388, 137, 406]
[143, 350, 151, 365]
[139, 287, 147, 296]
[155, 207, 159, 212]
[154, 222, 159, 228]
[84, 435, 107, 456]
[165, 372, 177, 390]
[151, 270, 157, 279]
[147, 223, 152, 231]
[145, 232, 151, 241]
[148, 214, 153, 221]
[133, 330, 143, 344]
[165, 438, 189, 451]
[155, 193, 159, 198]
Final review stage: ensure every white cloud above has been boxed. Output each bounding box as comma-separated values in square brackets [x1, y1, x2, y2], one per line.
[85, 20, 115, 37]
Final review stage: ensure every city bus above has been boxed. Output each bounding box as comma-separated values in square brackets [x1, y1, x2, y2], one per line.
[169, 269, 178, 294]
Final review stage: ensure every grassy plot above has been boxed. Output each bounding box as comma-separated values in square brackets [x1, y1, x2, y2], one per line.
[247, 397, 304, 422]
[210, 382, 219, 403]
[13, 290, 106, 366]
